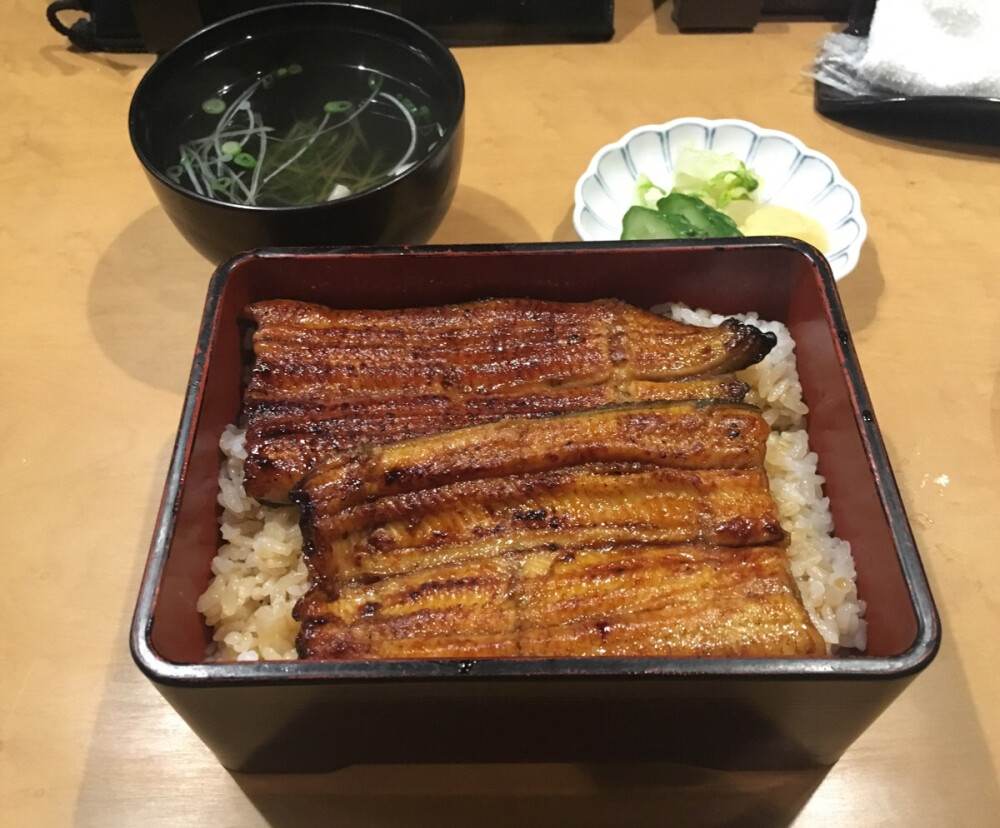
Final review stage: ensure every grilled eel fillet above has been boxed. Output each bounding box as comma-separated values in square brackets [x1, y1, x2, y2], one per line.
[292, 401, 826, 659]
[242, 298, 777, 502]
[295, 545, 826, 659]
[293, 400, 778, 587]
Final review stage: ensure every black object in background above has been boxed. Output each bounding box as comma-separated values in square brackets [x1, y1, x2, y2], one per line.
[672, 0, 851, 32]
[46, 0, 145, 52]
[49, 0, 857, 51]
[48, 0, 616, 50]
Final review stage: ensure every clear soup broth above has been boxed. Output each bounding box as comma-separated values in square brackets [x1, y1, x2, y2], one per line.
[146, 25, 460, 209]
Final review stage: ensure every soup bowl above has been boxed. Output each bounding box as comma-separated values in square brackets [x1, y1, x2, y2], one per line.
[128, 2, 465, 263]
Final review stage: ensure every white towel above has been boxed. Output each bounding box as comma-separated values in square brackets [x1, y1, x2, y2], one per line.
[859, 0, 1000, 98]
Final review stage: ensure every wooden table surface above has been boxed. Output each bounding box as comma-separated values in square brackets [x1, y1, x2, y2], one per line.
[3, 2, 998, 825]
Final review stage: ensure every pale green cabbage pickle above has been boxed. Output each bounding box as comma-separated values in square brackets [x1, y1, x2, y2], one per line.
[671, 146, 759, 208]
[634, 146, 760, 210]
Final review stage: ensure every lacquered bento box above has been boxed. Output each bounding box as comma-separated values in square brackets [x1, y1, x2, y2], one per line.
[131, 240, 939, 772]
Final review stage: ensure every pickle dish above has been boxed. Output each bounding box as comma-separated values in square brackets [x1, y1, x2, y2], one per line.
[573, 117, 867, 280]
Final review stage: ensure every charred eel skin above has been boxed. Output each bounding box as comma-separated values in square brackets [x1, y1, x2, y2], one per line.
[292, 399, 771, 510]
[291, 400, 824, 660]
[241, 298, 776, 502]
[295, 544, 826, 660]
[291, 400, 777, 587]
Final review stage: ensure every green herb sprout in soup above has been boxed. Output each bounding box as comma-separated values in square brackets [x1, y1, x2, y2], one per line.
[166, 63, 445, 207]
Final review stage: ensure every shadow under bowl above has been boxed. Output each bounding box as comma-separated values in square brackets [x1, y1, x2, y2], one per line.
[128, 2, 465, 264]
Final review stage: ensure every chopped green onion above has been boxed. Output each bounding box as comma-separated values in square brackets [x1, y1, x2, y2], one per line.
[323, 100, 352, 114]
[201, 98, 226, 115]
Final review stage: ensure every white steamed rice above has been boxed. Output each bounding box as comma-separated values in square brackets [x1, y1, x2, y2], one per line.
[195, 427, 308, 661]
[663, 304, 866, 650]
[197, 305, 867, 660]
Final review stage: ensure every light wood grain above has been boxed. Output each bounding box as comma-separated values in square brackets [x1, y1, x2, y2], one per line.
[2, 2, 999, 825]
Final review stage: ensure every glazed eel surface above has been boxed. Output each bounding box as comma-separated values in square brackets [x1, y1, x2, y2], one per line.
[291, 401, 825, 660]
[240, 298, 776, 503]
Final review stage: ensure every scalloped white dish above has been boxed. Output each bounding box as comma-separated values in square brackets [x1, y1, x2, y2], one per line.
[573, 117, 867, 280]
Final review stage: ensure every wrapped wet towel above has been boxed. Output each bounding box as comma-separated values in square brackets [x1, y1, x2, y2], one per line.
[813, 0, 1000, 99]
[862, 0, 1000, 97]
